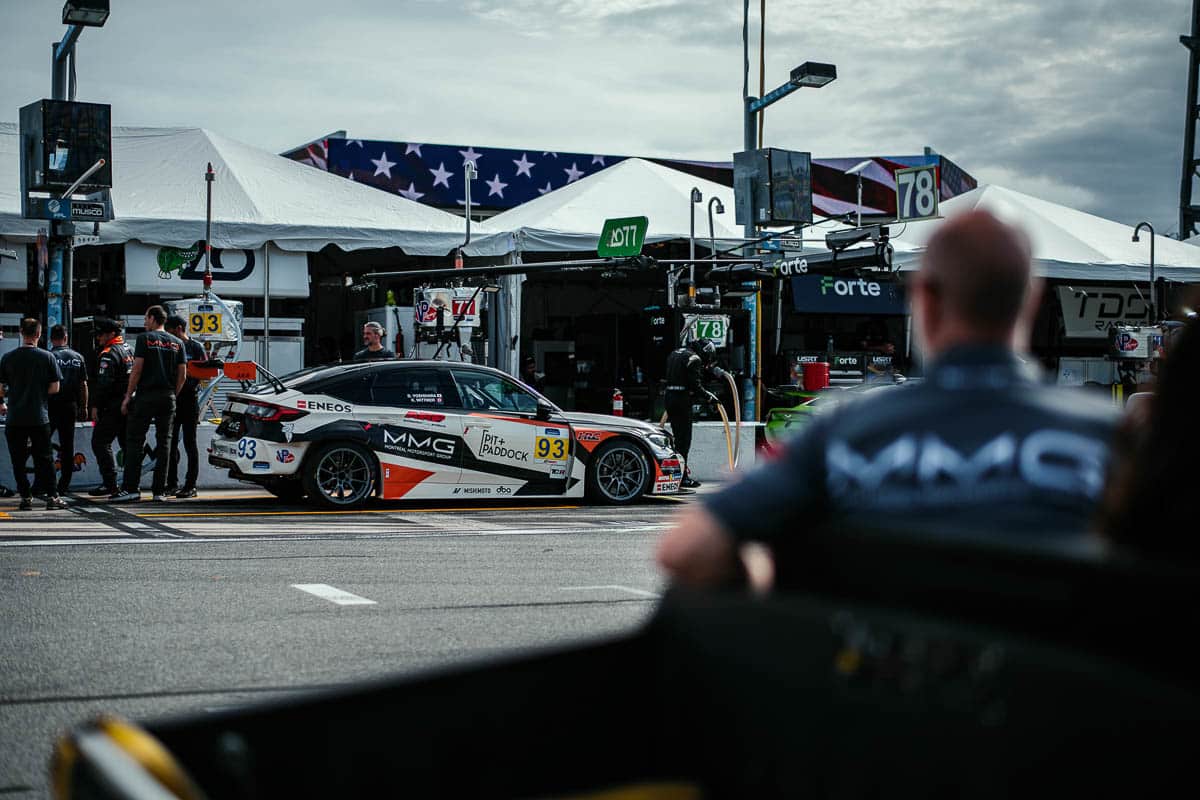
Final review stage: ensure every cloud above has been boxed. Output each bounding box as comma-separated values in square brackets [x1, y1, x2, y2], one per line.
[1, 0, 1193, 235]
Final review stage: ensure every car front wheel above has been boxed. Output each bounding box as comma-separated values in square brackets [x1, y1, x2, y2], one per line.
[301, 442, 376, 509]
[586, 440, 650, 505]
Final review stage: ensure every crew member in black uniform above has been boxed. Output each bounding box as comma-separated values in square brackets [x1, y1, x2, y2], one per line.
[46, 324, 88, 495]
[664, 339, 722, 488]
[658, 209, 1118, 589]
[164, 315, 207, 499]
[111, 306, 185, 503]
[354, 321, 395, 362]
[88, 319, 134, 497]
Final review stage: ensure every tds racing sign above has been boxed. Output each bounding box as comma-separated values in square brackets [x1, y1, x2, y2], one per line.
[1057, 286, 1153, 338]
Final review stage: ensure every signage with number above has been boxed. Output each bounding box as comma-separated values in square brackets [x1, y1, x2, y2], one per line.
[189, 312, 223, 335]
[534, 431, 569, 462]
[597, 216, 649, 258]
[688, 315, 729, 346]
[894, 164, 939, 221]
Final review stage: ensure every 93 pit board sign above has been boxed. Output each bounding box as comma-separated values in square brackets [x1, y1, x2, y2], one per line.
[893, 164, 940, 222]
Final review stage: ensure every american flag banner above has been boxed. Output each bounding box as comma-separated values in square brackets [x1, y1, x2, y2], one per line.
[310, 139, 629, 212]
[285, 138, 976, 218]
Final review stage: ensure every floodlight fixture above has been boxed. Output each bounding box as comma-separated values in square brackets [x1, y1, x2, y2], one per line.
[62, 0, 109, 27]
[789, 62, 837, 88]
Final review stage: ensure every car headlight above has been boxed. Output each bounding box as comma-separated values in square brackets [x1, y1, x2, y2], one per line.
[647, 432, 672, 450]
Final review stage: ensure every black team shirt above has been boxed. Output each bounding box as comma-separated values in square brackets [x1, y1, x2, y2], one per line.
[134, 330, 184, 391]
[0, 346, 63, 425]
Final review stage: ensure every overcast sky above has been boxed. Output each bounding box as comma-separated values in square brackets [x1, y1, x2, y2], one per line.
[2, 0, 1193, 236]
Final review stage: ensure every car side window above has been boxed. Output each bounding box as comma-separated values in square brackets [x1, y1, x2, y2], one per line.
[318, 376, 372, 404]
[450, 369, 539, 414]
[371, 368, 460, 408]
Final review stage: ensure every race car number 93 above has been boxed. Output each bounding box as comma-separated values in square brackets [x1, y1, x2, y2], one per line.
[534, 435, 567, 460]
[237, 438, 257, 459]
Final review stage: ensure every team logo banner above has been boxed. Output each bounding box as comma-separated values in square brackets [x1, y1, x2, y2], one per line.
[1056, 286, 1152, 338]
[125, 242, 309, 298]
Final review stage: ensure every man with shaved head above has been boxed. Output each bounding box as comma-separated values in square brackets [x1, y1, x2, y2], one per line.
[658, 210, 1117, 589]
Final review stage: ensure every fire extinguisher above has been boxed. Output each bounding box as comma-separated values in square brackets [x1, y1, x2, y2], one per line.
[612, 388, 624, 417]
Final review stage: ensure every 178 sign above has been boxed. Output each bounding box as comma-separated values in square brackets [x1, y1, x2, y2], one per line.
[597, 216, 648, 258]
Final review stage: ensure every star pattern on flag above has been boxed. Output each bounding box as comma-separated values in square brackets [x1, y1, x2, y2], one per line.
[398, 182, 424, 201]
[486, 173, 508, 198]
[371, 150, 396, 178]
[513, 153, 535, 177]
[459, 147, 482, 168]
[429, 162, 453, 188]
[325, 139, 630, 211]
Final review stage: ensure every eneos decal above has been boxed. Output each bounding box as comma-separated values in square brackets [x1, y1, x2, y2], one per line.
[296, 399, 353, 413]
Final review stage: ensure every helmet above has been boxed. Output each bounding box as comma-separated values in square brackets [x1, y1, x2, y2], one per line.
[690, 339, 716, 361]
[94, 318, 123, 335]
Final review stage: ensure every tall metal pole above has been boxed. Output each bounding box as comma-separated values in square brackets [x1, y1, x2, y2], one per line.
[204, 163, 214, 298]
[1179, 3, 1200, 240]
[263, 244, 271, 371]
[1134, 222, 1157, 322]
[688, 188, 701, 304]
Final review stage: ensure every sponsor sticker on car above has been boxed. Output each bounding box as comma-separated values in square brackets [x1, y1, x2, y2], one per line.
[296, 399, 353, 412]
[252, 461, 272, 471]
[479, 430, 530, 462]
[654, 478, 681, 494]
[276, 449, 295, 464]
[453, 487, 492, 495]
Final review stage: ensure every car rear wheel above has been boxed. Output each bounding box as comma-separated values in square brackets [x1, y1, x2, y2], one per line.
[301, 442, 376, 509]
[586, 440, 650, 505]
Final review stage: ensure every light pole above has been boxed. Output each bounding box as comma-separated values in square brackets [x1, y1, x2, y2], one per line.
[1132, 222, 1157, 322]
[46, 1, 110, 341]
[740, 57, 836, 418]
[688, 187, 702, 304]
[707, 196, 726, 258]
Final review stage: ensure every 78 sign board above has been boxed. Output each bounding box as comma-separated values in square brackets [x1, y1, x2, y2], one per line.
[894, 164, 940, 222]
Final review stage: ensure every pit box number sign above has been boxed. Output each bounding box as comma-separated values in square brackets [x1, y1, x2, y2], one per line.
[189, 312, 222, 335]
[689, 315, 728, 346]
[597, 216, 648, 258]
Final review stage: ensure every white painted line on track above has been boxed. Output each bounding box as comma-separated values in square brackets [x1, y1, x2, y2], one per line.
[79, 506, 109, 513]
[0, 524, 670, 548]
[560, 585, 661, 599]
[292, 584, 377, 606]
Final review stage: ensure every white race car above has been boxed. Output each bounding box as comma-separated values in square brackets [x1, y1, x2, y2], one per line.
[209, 361, 683, 508]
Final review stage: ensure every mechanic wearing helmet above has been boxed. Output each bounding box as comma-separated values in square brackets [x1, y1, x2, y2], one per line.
[664, 338, 724, 488]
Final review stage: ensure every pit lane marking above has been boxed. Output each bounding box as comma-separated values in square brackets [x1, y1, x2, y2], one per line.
[133, 504, 581, 518]
[292, 584, 377, 606]
[560, 585, 661, 599]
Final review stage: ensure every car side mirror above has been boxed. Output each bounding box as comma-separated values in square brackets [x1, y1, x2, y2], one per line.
[535, 400, 553, 421]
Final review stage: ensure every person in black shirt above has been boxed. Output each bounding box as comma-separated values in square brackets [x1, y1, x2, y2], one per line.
[663, 339, 722, 488]
[354, 321, 395, 362]
[88, 318, 134, 496]
[658, 210, 1117, 590]
[0, 318, 68, 510]
[43, 324, 88, 494]
[111, 306, 185, 503]
[164, 315, 207, 498]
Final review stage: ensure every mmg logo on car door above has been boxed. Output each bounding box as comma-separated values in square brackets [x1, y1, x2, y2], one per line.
[379, 426, 457, 461]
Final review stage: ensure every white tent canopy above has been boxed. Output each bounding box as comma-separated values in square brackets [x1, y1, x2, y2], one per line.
[889, 184, 1200, 282]
[488, 157, 750, 252]
[0, 122, 511, 256]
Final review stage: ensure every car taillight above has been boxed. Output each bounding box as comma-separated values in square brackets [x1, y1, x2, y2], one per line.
[245, 402, 307, 423]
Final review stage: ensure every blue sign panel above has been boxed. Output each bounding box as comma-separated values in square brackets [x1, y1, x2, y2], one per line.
[791, 274, 907, 315]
